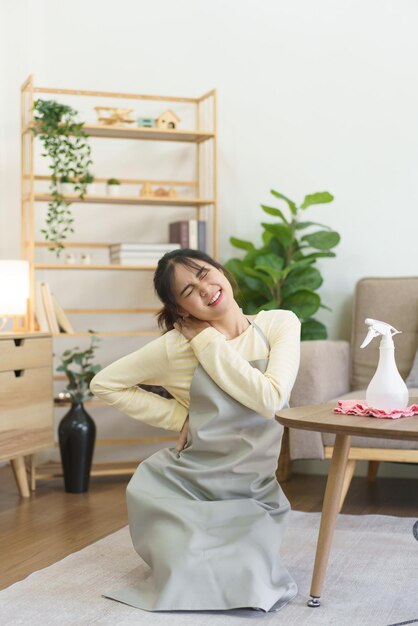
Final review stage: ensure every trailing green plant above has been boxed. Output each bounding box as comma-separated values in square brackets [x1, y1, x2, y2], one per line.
[56, 335, 101, 404]
[32, 99, 93, 255]
[225, 189, 340, 340]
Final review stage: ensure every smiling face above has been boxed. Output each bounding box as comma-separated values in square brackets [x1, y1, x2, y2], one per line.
[172, 260, 235, 322]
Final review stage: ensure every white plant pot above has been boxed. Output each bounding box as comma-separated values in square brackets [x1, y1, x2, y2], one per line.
[60, 183, 74, 196]
[106, 184, 120, 197]
[85, 183, 96, 196]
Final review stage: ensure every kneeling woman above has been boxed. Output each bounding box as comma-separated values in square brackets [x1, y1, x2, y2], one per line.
[90, 248, 301, 612]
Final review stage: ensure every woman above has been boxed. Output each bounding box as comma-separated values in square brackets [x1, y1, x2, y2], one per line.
[90, 248, 301, 612]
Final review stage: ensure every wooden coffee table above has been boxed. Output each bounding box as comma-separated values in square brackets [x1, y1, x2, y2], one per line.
[277, 399, 418, 607]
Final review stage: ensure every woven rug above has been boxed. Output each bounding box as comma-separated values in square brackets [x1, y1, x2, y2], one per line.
[1, 510, 418, 626]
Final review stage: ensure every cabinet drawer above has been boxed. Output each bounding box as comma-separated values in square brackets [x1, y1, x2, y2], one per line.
[0, 336, 52, 372]
[0, 366, 53, 432]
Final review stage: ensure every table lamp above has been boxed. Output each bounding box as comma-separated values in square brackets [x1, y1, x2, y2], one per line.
[0, 260, 30, 331]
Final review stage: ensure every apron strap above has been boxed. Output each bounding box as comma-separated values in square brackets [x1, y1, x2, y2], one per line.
[250, 321, 270, 351]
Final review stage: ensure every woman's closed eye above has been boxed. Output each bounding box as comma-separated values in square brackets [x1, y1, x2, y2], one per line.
[183, 271, 209, 297]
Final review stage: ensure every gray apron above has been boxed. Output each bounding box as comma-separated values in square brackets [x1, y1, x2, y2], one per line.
[105, 323, 297, 612]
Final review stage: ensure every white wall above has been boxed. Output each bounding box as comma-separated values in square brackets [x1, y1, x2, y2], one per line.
[1, 0, 417, 339]
[1, 1, 417, 466]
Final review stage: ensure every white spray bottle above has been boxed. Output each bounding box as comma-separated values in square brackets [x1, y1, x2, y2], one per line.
[360, 318, 409, 411]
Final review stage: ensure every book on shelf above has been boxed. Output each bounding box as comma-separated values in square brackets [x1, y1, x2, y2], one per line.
[109, 243, 180, 253]
[169, 220, 206, 251]
[34, 281, 49, 332]
[51, 294, 75, 334]
[110, 257, 161, 267]
[40, 282, 60, 334]
[37, 282, 74, 334]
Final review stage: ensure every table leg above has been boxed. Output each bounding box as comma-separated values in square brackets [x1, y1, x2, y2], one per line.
[10, 456, 30, 498]
[308, 433, 351, 607]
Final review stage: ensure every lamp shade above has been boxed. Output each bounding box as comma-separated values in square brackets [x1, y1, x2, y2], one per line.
[0, 260, 30, 316]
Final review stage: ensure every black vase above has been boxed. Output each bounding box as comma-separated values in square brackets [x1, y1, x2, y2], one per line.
[58, 402, 96, 493]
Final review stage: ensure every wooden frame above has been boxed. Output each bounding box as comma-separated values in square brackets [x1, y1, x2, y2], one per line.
[20, 76, 218, 480]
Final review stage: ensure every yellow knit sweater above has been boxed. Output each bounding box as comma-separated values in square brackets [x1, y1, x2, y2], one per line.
[90, 309, 301, 432]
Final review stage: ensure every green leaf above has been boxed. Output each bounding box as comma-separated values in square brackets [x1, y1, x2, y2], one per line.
[281, 266, 323, 298]
[301, 230, 340, 250]
[300, 192, 334, 209]
[256, 299, 278, 312]
[224, 258, 247, 280]
[229, 236, 255, 251]
[261, 223, 294, 248]
[255, 265, 284, 281]
[254, 253, 284, 270]
[243, 265, 275, 291]
[294, 250, 336, 262]
[294, 221, 331, 231]
[301, 318, 328, 340]
[260, 205, 288, 223]
[270, 189, 298, 215]
[282, 289, 321, 319]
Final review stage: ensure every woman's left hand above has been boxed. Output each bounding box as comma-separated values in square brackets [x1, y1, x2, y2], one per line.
[174, 317, 210, 340]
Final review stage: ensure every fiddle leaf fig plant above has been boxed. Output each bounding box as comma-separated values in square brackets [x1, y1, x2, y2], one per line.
[225, 189, 340, 340]
[56, 335, 101, 404]
[32, 99, 93, 256]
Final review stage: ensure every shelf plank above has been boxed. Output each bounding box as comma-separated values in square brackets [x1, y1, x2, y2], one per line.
[35, 263, 157, 270]
[29, 123, 214, 143]
[52, 331, 159, 338]
[34, 194, 215, 207]
[80, 124, 214, 143]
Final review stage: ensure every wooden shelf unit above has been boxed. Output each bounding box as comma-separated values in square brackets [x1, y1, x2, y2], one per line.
[20, 75, 217, 479]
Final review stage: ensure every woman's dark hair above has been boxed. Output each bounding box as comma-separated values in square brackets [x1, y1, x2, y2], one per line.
[153, 248, 237, 332]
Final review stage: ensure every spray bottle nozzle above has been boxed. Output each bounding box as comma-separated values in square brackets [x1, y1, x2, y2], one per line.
[360, 318, 402, 349]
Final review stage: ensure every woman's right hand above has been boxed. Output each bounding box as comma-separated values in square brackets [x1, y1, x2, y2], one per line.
[176, 416, 189, 452]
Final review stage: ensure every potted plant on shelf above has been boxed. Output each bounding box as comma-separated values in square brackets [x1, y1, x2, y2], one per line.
[225, 189, 340, 340]
[78, 171, 95, 196]
[56, 335, 101, 493]
[32, 99, 93, 256]
[106, 178, 121, 197]
[59, 174, 74, 196]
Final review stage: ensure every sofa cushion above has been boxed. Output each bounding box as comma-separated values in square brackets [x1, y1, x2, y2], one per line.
[351, 277, 418, 390]
[406, 348, 418, 388]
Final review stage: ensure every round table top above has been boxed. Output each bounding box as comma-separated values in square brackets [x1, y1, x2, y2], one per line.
[276, 398, 418, 440]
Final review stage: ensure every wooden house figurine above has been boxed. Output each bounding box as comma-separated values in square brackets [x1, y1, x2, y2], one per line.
[156, 109, 180, 130]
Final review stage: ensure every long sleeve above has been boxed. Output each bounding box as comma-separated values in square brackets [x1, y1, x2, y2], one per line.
[189, 311, 301, 419]
[90, 336, 189, 432]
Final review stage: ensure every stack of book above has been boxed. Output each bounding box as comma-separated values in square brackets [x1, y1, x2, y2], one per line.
[169, 220, 206, 251]
[35, 281, 75, 334]
[109, 243, 181, 266]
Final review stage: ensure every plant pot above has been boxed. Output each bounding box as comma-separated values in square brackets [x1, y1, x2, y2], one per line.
[58, 401, 96, 493]
[106, 184, 120, 197]
[85, 183, 96, 196]
[60, 182, 74, 196]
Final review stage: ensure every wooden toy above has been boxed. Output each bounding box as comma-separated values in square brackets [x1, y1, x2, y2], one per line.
[140, 182, 153, 197]
[94, 106, 136, 125]
[137, 117, 156, 128]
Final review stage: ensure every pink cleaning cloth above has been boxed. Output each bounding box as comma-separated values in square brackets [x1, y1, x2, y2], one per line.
[334, 400, 418, 419]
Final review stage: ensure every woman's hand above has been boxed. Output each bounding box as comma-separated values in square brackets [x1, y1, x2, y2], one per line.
[174, 316, 210, 341]
[176, 416, 189, 452]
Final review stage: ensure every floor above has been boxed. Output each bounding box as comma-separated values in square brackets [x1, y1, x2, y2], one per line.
[1, 463, 418, 591]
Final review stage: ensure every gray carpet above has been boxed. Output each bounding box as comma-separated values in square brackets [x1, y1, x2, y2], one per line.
[1, 510, 418, 625]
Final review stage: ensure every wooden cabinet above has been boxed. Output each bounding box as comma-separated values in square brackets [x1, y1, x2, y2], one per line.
[0, 332, 53, 496]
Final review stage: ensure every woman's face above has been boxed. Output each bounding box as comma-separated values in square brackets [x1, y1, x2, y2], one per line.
[172, 260, 234, 322]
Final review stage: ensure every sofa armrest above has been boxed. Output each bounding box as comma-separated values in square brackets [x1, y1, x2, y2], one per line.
[288, 340, 350, 460]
